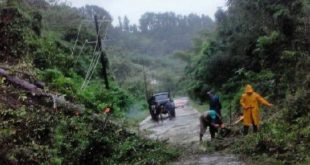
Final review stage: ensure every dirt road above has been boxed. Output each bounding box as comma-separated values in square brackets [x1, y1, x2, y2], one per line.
[139, 97, 246, 165]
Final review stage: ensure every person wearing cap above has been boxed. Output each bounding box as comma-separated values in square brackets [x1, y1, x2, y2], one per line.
[199, 110, 224, 141]
[207, 91, 222, 117]
[240, 84, 273, 135]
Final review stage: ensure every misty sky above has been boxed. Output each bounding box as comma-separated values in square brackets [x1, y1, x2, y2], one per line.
[64, 0, 227, 25]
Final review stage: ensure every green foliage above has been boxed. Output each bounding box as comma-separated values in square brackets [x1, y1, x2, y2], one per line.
[109, 12, 215, 56]
[0, 102, 57, 164]
[256, 31, 281, 49]
[184, 1, 310, 164]
[0, 2, 135, 116]
[0, 1, 190, 165]
[38, 68, 133, 115]
[184, 0, 308, 101]
[107, 12, 215, 98]
[281, 50, 301, 61]
[39, 68, 76, 95]
[232, 112, 310, 164]
[0, 7, 34, 61]
[104, 12, 214, 99]
[283, 71, 310, 123]
[27, 34, 75, 72]
[0, 97, 179, 164]
[229, 56, 310, 165]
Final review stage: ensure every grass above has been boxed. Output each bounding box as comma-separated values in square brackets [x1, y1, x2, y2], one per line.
[189, 99, 209, 113]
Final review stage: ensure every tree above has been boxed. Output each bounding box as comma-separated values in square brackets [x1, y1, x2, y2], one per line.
[185, 0, 307, 101]
[79, 5, 112, 21]
[123, 16, 130, 32]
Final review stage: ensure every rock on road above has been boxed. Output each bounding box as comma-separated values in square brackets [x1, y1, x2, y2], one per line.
[139, 97, 246, 165]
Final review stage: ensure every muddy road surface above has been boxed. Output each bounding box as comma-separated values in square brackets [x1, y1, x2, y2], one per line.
[139, 97, 246, 165]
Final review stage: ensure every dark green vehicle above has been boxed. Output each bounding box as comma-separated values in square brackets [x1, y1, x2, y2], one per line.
[148, 92, 176, 121]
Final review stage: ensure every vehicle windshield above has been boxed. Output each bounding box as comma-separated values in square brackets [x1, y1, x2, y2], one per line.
[154, 94, 169, 101]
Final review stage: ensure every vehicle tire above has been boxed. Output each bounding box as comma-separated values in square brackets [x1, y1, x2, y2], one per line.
[150, 105, 158, 121]
[163, 102, 174, 119]
[170, 108, 175, 118]
[151, 112, 157, 120]
[168, 102, 175, 118]
[168, 106, 175, 119]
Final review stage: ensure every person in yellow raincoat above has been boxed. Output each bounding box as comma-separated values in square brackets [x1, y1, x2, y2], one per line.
[240, 84, 273, 135]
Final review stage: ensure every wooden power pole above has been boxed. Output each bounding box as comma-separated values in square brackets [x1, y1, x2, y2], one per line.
[142, 64, 149, 100]
[94, 15, 109, 89]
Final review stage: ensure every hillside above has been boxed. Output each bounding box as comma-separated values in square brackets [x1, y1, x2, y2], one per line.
[1, 0, 309, 164]
[0, 0, 182, 164]
[184, 0, 310, 164]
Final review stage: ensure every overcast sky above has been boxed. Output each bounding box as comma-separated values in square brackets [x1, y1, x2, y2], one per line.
[64, 0, 227, 25]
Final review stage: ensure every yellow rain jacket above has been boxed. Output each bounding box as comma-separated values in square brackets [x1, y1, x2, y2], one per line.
[240, 85, 272, 126]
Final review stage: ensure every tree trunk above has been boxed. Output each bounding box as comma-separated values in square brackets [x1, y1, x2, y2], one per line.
[0, 68, 85, 114]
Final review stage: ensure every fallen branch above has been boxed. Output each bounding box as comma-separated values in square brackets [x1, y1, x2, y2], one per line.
[0, 67, 85, 114]
[0, 65, 36, 78]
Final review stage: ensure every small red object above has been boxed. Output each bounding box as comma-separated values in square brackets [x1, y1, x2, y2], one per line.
[103, 107, 110, 114]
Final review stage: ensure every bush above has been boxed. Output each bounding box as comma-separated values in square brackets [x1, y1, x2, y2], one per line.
[38, 68, 133, 115]
[0, 86, 179, 164]
[0, 7, 33, 62]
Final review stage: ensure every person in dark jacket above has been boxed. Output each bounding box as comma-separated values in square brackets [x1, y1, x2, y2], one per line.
[199, 110, 224, 142]
[207, 91, 222, 117]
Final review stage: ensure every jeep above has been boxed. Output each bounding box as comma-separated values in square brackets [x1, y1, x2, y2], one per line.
[148, 92, 175, 121]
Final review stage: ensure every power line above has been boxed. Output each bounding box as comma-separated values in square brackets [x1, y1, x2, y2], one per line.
[81, 18, 111, 90]
[74, 39, 102, 65]
[70, 22, 83, 57]
[68, 17, 110, 90]
[80, 22, 102, 90]
[74, 40, 87, 64]
[83, 22, 110, 89]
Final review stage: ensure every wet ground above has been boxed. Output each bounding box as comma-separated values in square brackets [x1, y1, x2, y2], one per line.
[139, 97, 246, 165]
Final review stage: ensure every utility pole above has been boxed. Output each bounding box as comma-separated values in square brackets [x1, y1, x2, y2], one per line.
[94, 15, 109, 89]
[229, 103, 232, 126]
[142, 63, 149, 100]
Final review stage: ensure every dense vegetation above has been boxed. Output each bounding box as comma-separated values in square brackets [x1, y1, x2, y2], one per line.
[184, 0, 310, 164]
[1, 0, 309, 164]
[108, 12, 214, 97]
[0, 0, 193, 164]
[0, 84, 179, 164]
